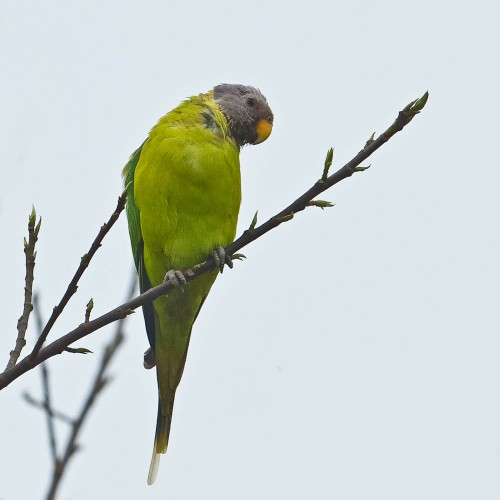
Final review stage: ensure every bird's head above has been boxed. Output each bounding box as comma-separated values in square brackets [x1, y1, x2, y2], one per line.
[214, 84, 273, 147]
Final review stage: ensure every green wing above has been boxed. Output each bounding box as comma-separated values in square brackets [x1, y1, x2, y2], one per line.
[123, 142, 156, 349]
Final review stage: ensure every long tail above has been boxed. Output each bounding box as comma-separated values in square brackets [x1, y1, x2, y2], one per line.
[147, 390, 176, 485]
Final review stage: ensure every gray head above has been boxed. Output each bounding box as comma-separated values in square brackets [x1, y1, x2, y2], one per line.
[214, 84, 273, 147]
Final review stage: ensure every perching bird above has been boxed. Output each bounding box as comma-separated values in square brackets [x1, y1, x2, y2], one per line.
[123, 84, 273, 484]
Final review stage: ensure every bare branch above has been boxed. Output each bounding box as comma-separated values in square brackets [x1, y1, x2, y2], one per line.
[22, 277, 137, 498]
[44, 273, 136, 500]
[29, 193, 127, 362]
[5, 207, 41, 370]
[0, 92, 428, 390]
[223, 92, 429, 254]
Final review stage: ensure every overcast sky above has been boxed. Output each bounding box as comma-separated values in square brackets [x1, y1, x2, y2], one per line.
[1, 1, 499, 499]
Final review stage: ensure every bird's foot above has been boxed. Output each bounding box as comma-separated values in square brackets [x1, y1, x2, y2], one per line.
[143, 348, 156, 369]
[212, 246, 239, 273]
[163, 269, 187, 288]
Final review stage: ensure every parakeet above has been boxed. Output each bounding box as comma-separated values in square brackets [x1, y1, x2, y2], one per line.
[123, 84, 273, 484]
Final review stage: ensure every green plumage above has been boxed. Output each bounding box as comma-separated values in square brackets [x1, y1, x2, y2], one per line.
[124, 84, 273, 484]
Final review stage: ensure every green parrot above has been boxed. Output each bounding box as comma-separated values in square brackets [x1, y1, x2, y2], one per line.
[123, 84, 273, 484]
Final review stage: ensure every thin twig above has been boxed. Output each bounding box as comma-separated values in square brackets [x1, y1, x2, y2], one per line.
[41, 364, 58, 463]
[22, 393, 74, 425]
[29, 193, 127, 362]
[33, 294, 58, 464]
[0, 92, 428, 390]
[5, 207, 41, 370]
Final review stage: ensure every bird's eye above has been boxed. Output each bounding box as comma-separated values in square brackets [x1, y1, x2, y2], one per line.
[246, 97, 256, 107]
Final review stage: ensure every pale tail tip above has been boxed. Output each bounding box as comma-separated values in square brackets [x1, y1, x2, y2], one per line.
[147, 452, 161, 485]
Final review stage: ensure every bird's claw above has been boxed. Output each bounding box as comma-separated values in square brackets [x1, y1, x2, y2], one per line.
[164, 269, 187, 288]
[232, 253, 246, 261]
[212, 246, 234, 273]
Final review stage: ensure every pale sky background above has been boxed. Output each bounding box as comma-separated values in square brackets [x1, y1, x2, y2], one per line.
[1, 1, 499, 499]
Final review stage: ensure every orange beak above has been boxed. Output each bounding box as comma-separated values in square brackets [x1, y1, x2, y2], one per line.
[254, 118, 273, 144]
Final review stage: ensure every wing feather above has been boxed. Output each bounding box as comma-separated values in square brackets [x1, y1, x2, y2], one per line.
[123, 142, 156, 349]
